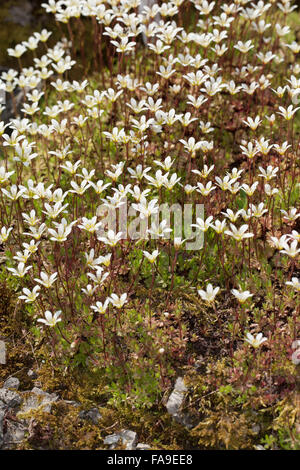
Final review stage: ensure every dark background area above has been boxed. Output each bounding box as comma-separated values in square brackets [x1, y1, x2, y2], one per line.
[0, 0, 56, 68]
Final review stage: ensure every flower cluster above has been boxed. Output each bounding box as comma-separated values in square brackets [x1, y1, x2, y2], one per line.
[0, 0, 299, 405]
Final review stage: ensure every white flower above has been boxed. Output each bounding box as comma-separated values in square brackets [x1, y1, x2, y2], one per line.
[60, 160, 81, 176]
[234, 40, 254, 54]
[13, 249, 31, 264]
[232, 289, 253, 304]
[153, 157, 174, 171]
[256, 137, 273, 155]
[87, 268, 109, 286]
[127, 165, 151, 181]
[78, 216, 102, 234]
[243, 116, 261, 130]
[196, 181, 216, 196]
[34, 271, 58, 288]
[215, 175, 235, 191]
[245, 332, 267, 348]
[19, 286, 40, 303]
[281, 207, 300, 222]
[291, 349, 300, 366]
[0, 166, 14, 184]
[144, 170, 168, 189]
[147, 220, 172, 238]
[132, 197, 159, 219]
[7, 262, 32, 278]
[91, 180, 111, 195]
[42, 202, 68, 219]
[289, 231, 300, 243]
[291, 341, 300, 365]
[22, 240, 40, 254]
[69, 180, 91, 195]
[91, 299, 110, 314]
[285, 277, 300, 291]
[198, 284, 220, 303]
[225, 224, 254, 242]
[221, 209, 243, 223]
[22, 210, 40, 227]
[143, 250, 159, 263]
[38, 310, 62, 327]
[2, 185, 25, 201]
[98, 254, 112, 267]
[280, 240, 300, 258]
[23, 223, 47, 241]
[193, 164, 214, 179]
[258, 166, 279, 181]
[0, 226, 13, 243]
[109, 293, 128, 309]
[48, 219, 75, 242]
[179, 137, 203, 156]
[248, 203, 268, 218]
[8, 44, 26, 58]
[191, 216, 213, 232]
[210, 219, 227, 234]
[184, 184, 196, 195]
[97, 230, 123, 247]
[81, 284, 97, 296]
[268, 235, 289, 250]
[277, 105, 300, 120]
[240, 142, 259, 160]
[174, 237, 188, 249]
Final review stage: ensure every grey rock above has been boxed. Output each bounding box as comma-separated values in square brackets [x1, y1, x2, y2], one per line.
[3, 377, 20, 391]
[0, 87, 24, 125]
[2, 420, 26, 449]
[166, 377, 187, 416]
[78, 407, 102, 425]
[0, 388, 22, 408]
[104, 434, 121, 447]
[27, 369, 38, 379]
[104, 429, 137, 450]
[166, 377, 193, 429]
[65, 400, 80, 407]
[0, 67, 33, 126]
[7, 2, 34, 27]
[136, 443, 151, 450]
[0, 409, 4, 448]
[252, 424, 260, 434]
[18, 387, 58, 415]
[0, 341, 6, 365]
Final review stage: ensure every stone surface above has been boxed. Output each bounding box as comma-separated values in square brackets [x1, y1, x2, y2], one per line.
[3, 377, 20, 391]
[166, 377, 193, 429]
[166, 377, 187, 416]
[0, 341, 6, 365]
[104, 430, 137, 450]
[136, 443, 151, 450]
[0, 81, 25, 126]
[0, 65, 42, 126]
[2, 420, 26, 449]
[0, 409, 4, 448]
[0, 388, 22, 408]
[78, 407, 102, 425]
[0, 384, 62, 449]
[65, 400, 80, 407]
[7, 2, 34, 27]
[18, 387, 58, 415]
[27, 369, 38, 379]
